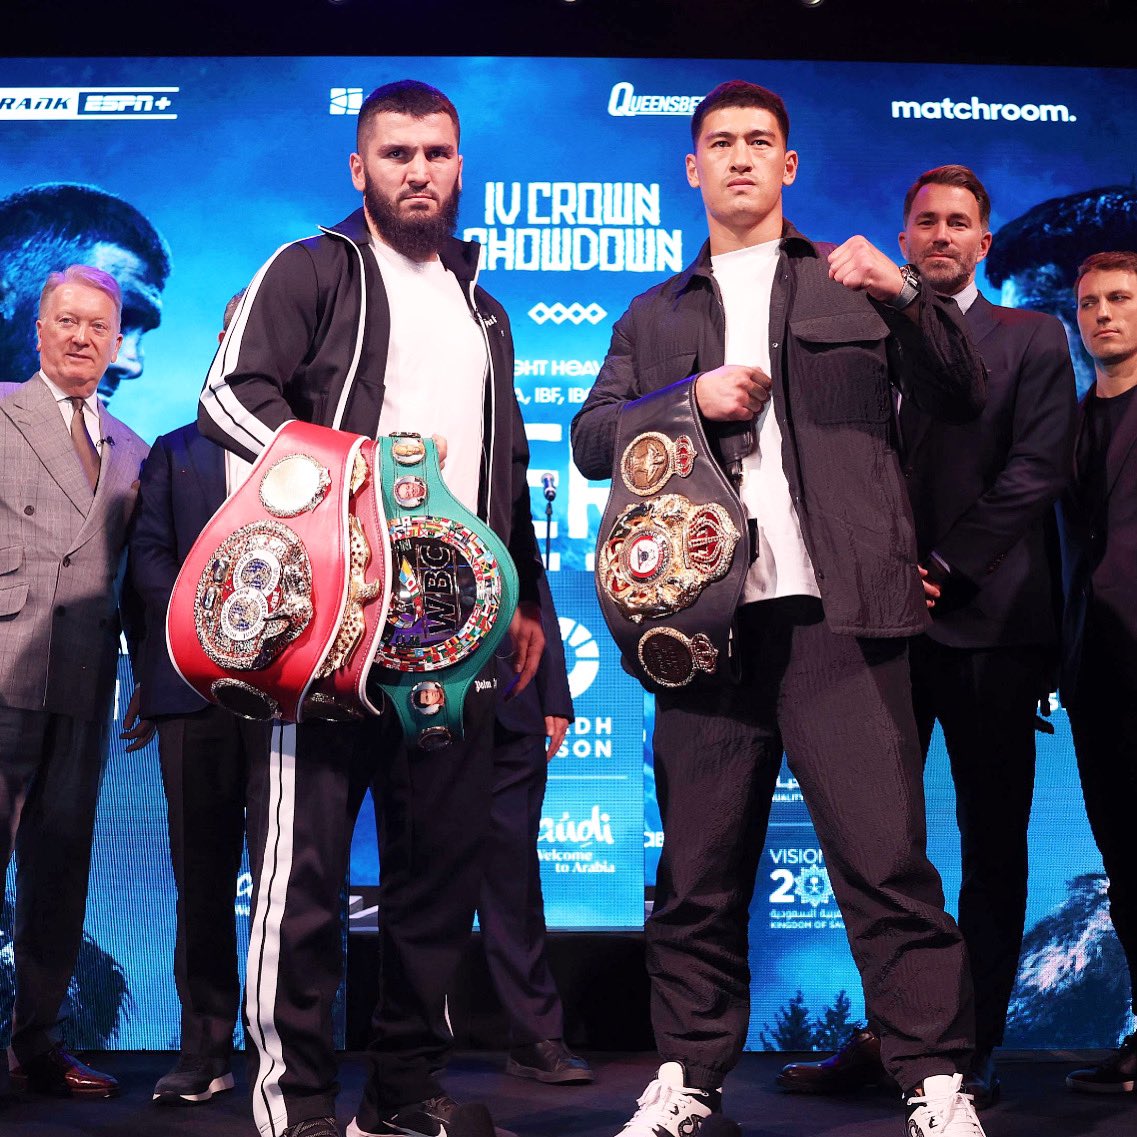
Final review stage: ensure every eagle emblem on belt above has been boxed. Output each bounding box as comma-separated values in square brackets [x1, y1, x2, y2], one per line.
[599, 493, 740, 622]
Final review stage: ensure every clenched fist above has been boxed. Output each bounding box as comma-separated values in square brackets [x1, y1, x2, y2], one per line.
[695, 364, 772, 422]
[827, 236, 906, 303]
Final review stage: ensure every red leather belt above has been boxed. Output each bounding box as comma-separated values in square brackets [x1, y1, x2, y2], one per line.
[167, 420, 392, 722]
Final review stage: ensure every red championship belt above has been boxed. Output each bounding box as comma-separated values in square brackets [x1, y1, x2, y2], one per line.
[167, 421, 392, 722]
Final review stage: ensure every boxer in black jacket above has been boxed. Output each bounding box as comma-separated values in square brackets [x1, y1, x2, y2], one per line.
[572, 84, 987, 1137]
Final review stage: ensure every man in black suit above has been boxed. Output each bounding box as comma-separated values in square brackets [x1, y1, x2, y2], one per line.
[1059, 250, 1137, 1094]
[777, 165, 1077, 1108]
[129, 290, 272, 1106]
[401, 578, 593, 1085]
[572, 84, 987, 1137]
[484, 578, 591, 1085]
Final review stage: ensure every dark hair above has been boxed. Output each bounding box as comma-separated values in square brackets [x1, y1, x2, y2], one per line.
[986, 186, 1137, 289]
[1074, 250, 1137, 294]
[903, 164, 991, 230]
[0, 182, 170, 285]
[222, 287, 247, 332]
[690, 80, 790, 148]
[356, 80, 460, 149]
[0, 181, 170, 379]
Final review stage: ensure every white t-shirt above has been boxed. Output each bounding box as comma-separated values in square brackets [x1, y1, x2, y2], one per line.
[371, 238, 487, 514]
[712, 240, 820, 604]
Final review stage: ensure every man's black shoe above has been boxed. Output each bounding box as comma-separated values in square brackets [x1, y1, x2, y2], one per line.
[961, 1049, 1000, 1110]
[348, 1094, 496, 1137]
[506, 1039, 594, 1084]
[775, 1026, 891, 1094]
[283, 1118, 340, 1137]
[152, 1053, 235, 1105]
[1067, 1032, 1137, 1093]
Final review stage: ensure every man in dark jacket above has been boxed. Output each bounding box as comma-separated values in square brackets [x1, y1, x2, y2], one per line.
[1058, 250, 1137, 1095]
[130, 291, 271, 1108]
[777, 165, 1077, 1109]
[198, 81, 545, 1137]
[571, 81, 987, 1137]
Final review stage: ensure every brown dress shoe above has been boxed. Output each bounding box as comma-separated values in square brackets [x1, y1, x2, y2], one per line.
[775, 1026, 892, 1094]
[9, 1044, 120, 1099]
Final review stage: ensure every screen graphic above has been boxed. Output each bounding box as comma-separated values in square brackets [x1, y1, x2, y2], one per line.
[2, 55, 1133, 1052]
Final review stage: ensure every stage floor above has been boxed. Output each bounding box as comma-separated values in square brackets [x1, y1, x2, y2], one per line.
[1, 1050, 1132, 1136]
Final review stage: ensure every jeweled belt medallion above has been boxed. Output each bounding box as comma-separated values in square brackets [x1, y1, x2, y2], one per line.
[194, 521, 314, 671]
[599, 493, 740, 622]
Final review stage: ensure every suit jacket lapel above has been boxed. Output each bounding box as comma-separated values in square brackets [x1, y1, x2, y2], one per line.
[69, 402, 116, 552]
[1105, 386, 1137, 501]
[2, 375, 93, 516]
[186, 426, 228, 516]
[962, 292, 999, 349]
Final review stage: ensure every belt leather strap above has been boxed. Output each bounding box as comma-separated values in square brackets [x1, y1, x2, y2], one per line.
[367, 432, 519, 750]
[594, 379, 748, 693]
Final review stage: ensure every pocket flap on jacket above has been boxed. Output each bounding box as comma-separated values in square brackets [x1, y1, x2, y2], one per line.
[0, 582, 28, 616]
[0, 544, 24, 576]
[790, 311, 890, 344]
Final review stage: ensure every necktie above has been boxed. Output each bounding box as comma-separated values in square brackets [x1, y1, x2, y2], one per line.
[69, 396, 101, 491]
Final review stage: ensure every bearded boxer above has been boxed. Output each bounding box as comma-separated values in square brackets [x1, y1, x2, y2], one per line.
[199, 80, 544, 1137]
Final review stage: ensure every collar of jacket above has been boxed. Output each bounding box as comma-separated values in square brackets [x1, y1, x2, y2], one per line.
[324, 206, 482, 283]
[672, 219, 819, 295]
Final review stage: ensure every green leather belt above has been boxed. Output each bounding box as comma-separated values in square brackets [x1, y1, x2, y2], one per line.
[367, 432, 519, 750]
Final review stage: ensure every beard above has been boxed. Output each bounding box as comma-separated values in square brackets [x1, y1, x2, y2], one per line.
[915, 249, 978, 297]
[363, 178, 461, 262]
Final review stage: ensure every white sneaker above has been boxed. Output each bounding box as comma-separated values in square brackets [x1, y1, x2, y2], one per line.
[616, 1062, 724, 1136]
[906, 1073, 986, 1137]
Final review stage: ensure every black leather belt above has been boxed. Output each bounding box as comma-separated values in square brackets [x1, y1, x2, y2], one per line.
[594, 380, 748, 693]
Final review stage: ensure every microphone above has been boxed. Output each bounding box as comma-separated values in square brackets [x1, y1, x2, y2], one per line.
[98, 435, 116, 448]
[718, 420, 756, 489]
[541, 471, 557, 502]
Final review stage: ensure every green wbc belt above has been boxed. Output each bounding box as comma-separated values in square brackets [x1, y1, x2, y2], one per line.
[367, 432, 519, 750]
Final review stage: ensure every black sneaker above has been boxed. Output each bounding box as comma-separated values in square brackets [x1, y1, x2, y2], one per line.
[1066, 1032, 1137, 1093]
[347, 1095, 496, 1137]
[152, 1054, 235, 1105]
[283, 1119, 340, 1137]
[506, 1039, 594, 1085]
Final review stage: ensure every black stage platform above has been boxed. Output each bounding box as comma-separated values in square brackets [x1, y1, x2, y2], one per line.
[2, 1050, 1132, 1137]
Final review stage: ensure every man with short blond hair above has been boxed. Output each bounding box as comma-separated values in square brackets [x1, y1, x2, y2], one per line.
[0, 264, 149, 1101]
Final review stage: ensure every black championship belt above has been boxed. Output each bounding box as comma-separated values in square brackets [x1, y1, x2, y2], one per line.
[594, 381, 748, 693]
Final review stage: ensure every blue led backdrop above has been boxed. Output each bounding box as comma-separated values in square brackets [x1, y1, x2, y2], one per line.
[1, 55, 1133, 1052]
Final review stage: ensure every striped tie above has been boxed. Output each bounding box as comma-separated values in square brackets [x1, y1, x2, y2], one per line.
[70, 396, 101, 491]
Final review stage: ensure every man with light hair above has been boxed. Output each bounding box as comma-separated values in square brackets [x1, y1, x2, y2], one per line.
[0, 264, 149, 1101]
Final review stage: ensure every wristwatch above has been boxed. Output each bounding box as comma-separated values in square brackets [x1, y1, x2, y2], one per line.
[888, 263, 921, 309]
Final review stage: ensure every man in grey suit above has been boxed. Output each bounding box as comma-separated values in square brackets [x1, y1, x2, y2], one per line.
[0, 264, 149, 1099]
